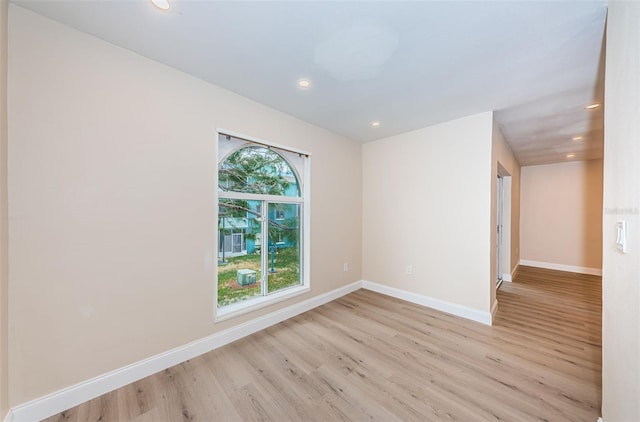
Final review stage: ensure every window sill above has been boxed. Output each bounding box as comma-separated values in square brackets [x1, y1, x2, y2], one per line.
[215, 285, 309, 322]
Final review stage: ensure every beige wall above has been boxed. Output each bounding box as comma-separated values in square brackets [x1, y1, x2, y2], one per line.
[0, 0, 8, 418]
[602, 1, 640, 420]
[7, 6, 362, 405]
[490, 122, 520, 307]
[520, 160, 603, 271]
[362, 112, 493, 314]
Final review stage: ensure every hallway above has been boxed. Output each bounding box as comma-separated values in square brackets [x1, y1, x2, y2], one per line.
[495, 266, 602, 419]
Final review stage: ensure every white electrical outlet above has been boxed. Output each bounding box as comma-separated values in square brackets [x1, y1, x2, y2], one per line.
[406, 265, 413, 275]
[343, 262, 349, 272]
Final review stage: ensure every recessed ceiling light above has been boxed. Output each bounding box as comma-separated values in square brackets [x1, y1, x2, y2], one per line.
[566, 153, 576, 159]
[151, 0, 170, 10]
[371, 121, 380, 127]
[584, 103, 601, 110]
[297, 79, 311, 89]
[572, 136, 584, 141]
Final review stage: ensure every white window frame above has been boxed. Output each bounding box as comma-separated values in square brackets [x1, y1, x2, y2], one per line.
[214, 130, 311, 322]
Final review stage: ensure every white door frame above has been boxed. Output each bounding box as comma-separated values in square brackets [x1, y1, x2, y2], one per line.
[497, 164, 513, 283]
[497, 175, 504, 286]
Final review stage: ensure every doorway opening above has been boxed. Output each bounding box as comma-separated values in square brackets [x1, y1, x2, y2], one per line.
[496, 164, 512, 288]
[497, 174, 504, 287]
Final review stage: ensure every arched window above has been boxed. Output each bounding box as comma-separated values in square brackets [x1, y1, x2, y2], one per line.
[219, 145, 301, 197]
[216, 133, 309, 316]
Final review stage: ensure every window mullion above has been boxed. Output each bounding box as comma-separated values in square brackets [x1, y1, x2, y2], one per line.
[219, 191, 302, 204]
[261, 200, 268, 297]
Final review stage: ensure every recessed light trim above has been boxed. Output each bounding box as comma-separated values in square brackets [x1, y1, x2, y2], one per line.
[584, 103, 601, 110]
[566, 153, 576, 159]
[297, 79, 311, 89]
[151, 0, 171, 10]
[572, 136, 584, 141]
[371, 121, 380, 127]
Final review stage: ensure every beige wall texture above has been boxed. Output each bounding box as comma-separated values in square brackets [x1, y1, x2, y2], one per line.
[0, 0, 8, 418]
[490, 122, 520, 308]
[520, 160, 603, 271]
[602, 1, 640, 420]
[7, 6, 362, 406]
[362, 112, 494, 314]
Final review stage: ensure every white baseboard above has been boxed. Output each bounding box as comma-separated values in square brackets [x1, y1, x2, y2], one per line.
[10, 281, 362, 422]
[519, 259, 602, 276]
[361, 280, 493, 326]
[10, 279, 499, 421]
[502, 273, 512, 282]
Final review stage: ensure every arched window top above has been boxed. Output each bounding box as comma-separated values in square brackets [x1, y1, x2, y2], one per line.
[218, 145, 301, 197]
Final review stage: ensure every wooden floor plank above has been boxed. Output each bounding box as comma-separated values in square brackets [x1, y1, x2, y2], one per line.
[42, 265, 601, 421]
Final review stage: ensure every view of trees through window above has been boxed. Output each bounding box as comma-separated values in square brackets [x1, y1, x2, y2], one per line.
[217, 143, 303, 308]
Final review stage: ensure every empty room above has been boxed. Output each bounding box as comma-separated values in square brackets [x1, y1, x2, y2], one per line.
[0, 1, 638, 422]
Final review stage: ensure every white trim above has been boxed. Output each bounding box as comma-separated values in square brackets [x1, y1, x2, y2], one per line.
[519, 259, 602, 276]
[218, 191, 303, 203]
[502, 273, 512, 282]
[216, 286, 310, 321]
[361, 280, 493, 326]
[10, 281, 361, 422]
[10, 279, 500, 421]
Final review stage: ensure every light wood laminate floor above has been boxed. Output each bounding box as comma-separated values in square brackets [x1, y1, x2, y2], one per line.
[44, 266, 602, 421]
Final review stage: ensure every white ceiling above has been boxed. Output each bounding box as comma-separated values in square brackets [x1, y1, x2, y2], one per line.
[13, 0, 607, 166]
